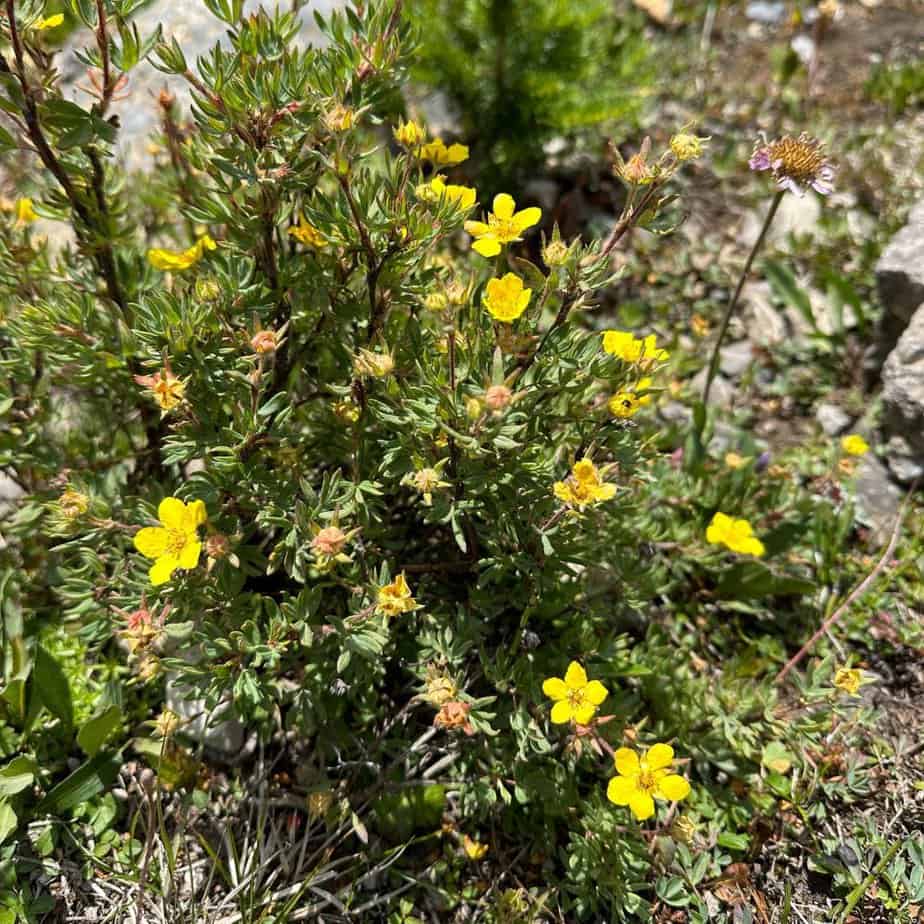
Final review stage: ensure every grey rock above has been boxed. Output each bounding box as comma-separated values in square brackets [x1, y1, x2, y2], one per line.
[815, 402, 851, 436]
[876, 197, 924, 327]
[719, 340, 754, 379]
[738, 193, 822, 250]
[790, 34, 816, 67]
[882, 304, 924, 482]
[742, 281, 787, 346]
[659, 401, 692, 425]
[166, 675, 246, 756]
[746, 1, 786, 23]
[855, 454, 903, 546]
[691, 368, 734, 408]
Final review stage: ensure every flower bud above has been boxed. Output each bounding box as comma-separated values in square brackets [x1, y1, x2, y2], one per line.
[484, 384, 512, 411]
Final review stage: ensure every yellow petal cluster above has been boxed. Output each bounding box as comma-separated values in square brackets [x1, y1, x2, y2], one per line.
[601, 331, 669, 367]
[465, 194, 541, 258]
[840, 434, 869, 456]
[834, 666, 863, 696]
[289, 216, 327, 249]
[133, 497, 207, 586]
[416, 176, 477, 211]
[376, 572, 418, 617]
[608, 378, 652, 419]
[147, 233, 216, 272]
[419, 138, 468, 166]
[34, 13, 64, 30]
[606, 743, 691, 821]
[542, 661, 608, 726]
[706, 512, 765, 556]
[15, 198, 38, 225]
[553, 459, 616, 510]
[483, 273, 531, 323]
[393, 120, 425, 147]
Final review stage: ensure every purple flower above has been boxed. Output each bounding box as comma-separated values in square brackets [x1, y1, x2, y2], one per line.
[749, 132, 835, 197]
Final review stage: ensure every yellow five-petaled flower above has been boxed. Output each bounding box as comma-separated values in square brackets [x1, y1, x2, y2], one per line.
[134, 497, 207, 586]
[840, 434, 869, 457]
[608, 378, 653, 419]
[607, 743, 691, 821]
[148, 233, 216, 272]
[416, 176, 477, 211]
[601, 331, 669, 367]
[542, 661, 608, 726]
[706, 512, 765, 557]
[288, 215, 327, 249]
[833, 666, 863, 696]
[465, 194, 541, 258]
[376, 572, 418, 617]
[483, 273, 531, 322]
[419, 138, 468, 167]
[553, 459, 617, 510]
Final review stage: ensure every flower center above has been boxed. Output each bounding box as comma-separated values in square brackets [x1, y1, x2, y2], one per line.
[769, 138, 826, 182]
[165, 528, 187, 557]
[637, 770, 658, 793]
[488, 215, 520, 242]
[567, 689, 587, 709]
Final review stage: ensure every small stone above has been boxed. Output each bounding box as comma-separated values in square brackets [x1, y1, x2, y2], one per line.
[854, 454, 903, 546]
[881, 303, 924, 482]
[790, 34, 815, 66]
[742, 281, 787, 346]
[815, 402, 851, 436]
[876, 196, 924, 327]
[719, 341, 754, 379]
[745, 0, 786, 23]
[691, 368, 734, 409]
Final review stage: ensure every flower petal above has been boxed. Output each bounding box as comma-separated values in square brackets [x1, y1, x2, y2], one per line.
[472, 237, 501, 258]
[178, 540, 201, 570]
[656, 774, 691, 802]
[583, 680, 609, 706]
[606, 775, 636, 806]
[542, 677, 568, 701]
[572, 703, 597, 725]
[133, 526, 168, 559]
[513, 207, 541, 232]
[492, 193, 515, 220]
[186, 499, 207, 527]
[647, 743, 674, 770]
[564, 661, 588, 689]
[149, 556, 178, 586]
[614, 747, 639, 777]
[550, 700, 573, 724]
[629, 790, 655, 821]
[463, 220, 490, 236]
[158, 496, 187, 529]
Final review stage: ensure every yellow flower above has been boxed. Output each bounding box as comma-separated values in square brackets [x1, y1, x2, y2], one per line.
[419, 138, 468, 166]
[134, 366, 187, 413]
[58, 488, 89, 519]
[670, 130, 709, 162]
[724, 452, 748, 470]
[706, 512, 765, 557]
[463, 835, 488, 861]
[601, 331, 669, 367]
[353, 348, 395, 378]
[416, 176, 477, 211]
[841, 434, 869, 456]
[465, 193, 541, 258]
[376, 572, 418, 617]
[607, 743, 691, 821]
[324, 104, 355, 133]
[608, 378, 653, 419]
[553, 458, 617, 510]
[691, 314, 710, 337]
[147, 233, 216, 272]
[288, 216, 327, 249]
[483, 273, 532, 322]
[834, 667, 863, 696]
[133, 497, 207, 586]
[15, 198, 38, 225]
[34, 13, 64, 30]
[542, 661, 608, 726]
[404, 463, 451, 506]
[332, 399, 360, 423]
[393, 119, 425, 147]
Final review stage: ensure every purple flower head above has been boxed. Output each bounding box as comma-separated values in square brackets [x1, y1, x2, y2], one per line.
[749, 132, 835, 197]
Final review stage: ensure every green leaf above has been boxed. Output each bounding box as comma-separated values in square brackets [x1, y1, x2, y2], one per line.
[0, 756, 36, 796]
[764, 259, 816, 333]
[77, 705, 123, 757]
[717, 832, 750, 852]
[35, 750, 121, 815]
[34, 645, 74, 732]
[0, 798, 17, 845]
[716, 561, 814, 599]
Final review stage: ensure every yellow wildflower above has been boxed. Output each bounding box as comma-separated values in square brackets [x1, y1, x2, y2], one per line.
[393, 119, 425, 147]
[419, 138, 468, 166]
[607, 743, 691, 821]
[553, 459, 616, 510]
[542, 661, 608, 726]
[34, 13, 64, 30]
[134, 365, 187, 414]
[834, 666, 863, 696]
[324, 104, 355, 133]
[332, 399, 360, 423]
[416, 175, 477, 211]
[58, 488, 89, 519]
[608, 378, 653, 419]
[841, 434, 869, 456]
[288, 216, 327, 249]
[670, 130, 710, 162]
[724, 452, 748, 470]
[423, 663, 458, 707]
[601, 331, 669, 366]
[147, 233, 216, 272]
[353, 348, 395, 378]
[691, 314, 710, 337]
[463, 835, 489, 861]
[465, 193, 541, 258]
[483, 273, 532, 322]
[403, 463, 451, 506]
[706, 512, 765, 557]
[15, 198, 37, 226]
[376, 572, 418, 617]
[133, 497, 207, 586]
